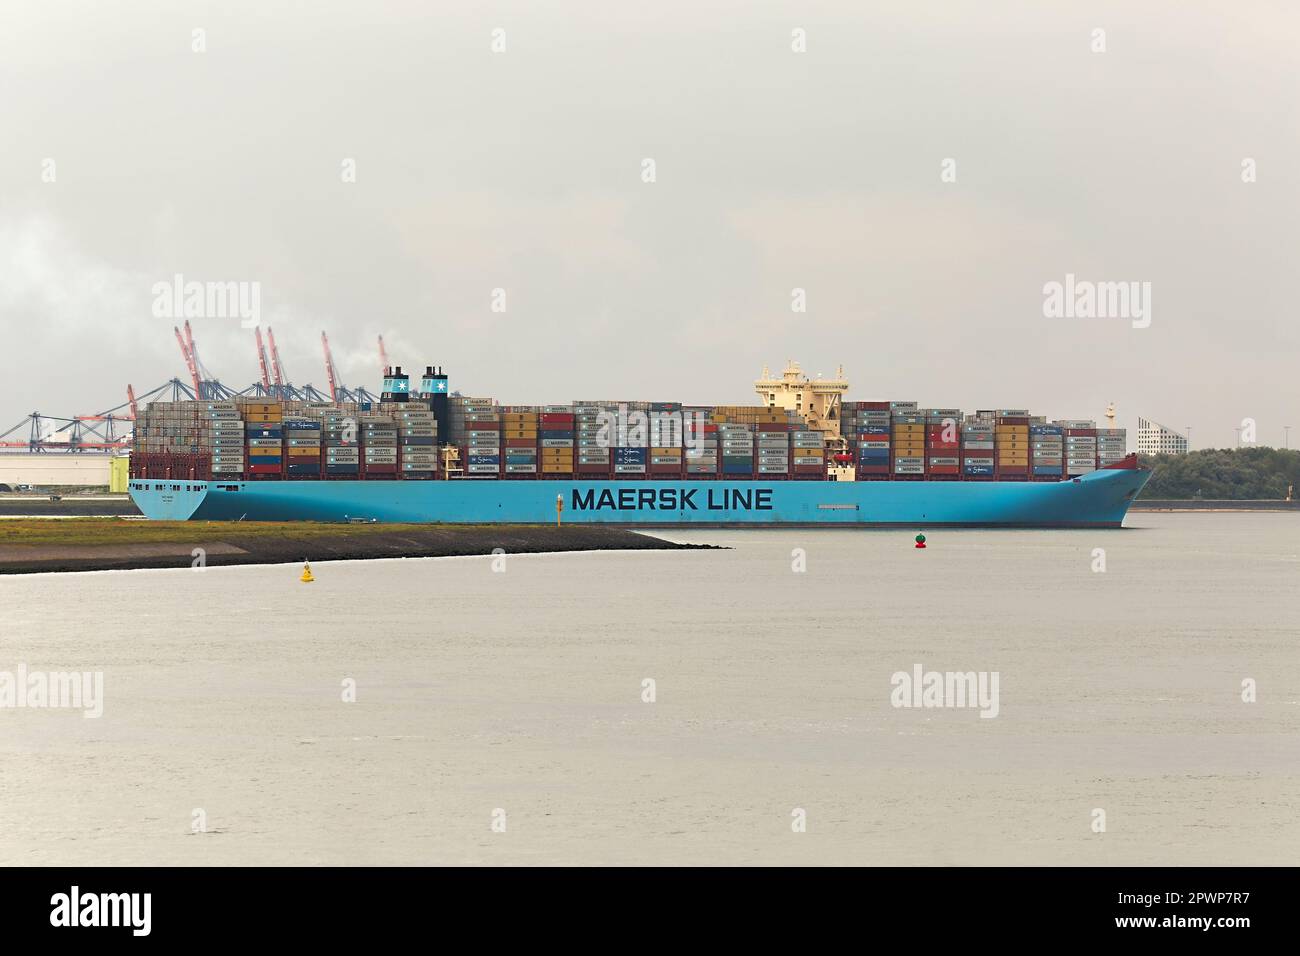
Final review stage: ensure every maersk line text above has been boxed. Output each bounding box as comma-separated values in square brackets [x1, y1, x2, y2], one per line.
[571, 487, 774, 512]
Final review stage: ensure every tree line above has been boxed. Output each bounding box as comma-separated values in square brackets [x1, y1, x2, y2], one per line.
[1138, 447, 1300, 499]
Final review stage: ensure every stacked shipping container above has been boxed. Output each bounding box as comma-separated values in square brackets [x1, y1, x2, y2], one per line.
[576, 405, 611, 475]
[245, 402, 283, 477]
[1060, 421, 1098, 476]
[131, 393, 1126, 485]
[1030, 423, 1064, 479]
[685, 411, 718, 476]
[540, 408, 575, 476]
[503, 409, 539, 475]
[892, 404, 924, 477]
[961, 418, 995, 478]
[994, 410, 1030, 479]
[285, 419, 322, 478]
[925, 409, 961, 478]
[398, 407, 438, 478]
[1096, 428, 1127, 467]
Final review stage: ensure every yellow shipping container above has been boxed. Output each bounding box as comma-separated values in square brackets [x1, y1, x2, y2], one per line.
[650, 447, 682, 456]
[288, 447, 321, 457]
[503, 431, 538, 440]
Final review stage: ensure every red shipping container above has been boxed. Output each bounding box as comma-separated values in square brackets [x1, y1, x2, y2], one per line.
[857, 465, 889, 474]
[927, 465, 960, 475]
[540, 414, 575, 424]
[577, 464, 610, 474]
[864, 401, 890, 410]
[757, 423, 789, 432]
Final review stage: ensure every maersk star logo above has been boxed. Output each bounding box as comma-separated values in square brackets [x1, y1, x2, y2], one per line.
[433, 380, 447, 393]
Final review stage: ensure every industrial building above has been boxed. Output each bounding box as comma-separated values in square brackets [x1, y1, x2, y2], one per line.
[0, 455, 127, 491]
[1137, 418, 1189, 456]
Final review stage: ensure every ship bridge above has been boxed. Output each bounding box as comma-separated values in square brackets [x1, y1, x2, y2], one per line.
[755, 361, 848, 438]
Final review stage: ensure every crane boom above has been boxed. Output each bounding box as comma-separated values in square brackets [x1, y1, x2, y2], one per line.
[378, 334, 390, 375]
[183, 320, 208, 381]
[266, 327, 286, 389]
[321, 332, 339, 402]
[127, 385, 139, 420]
[174, 326, 202, 397]
[254, 328, 272, 392]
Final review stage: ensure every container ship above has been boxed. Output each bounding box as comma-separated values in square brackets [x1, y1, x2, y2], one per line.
[128, 362, 1149, 527]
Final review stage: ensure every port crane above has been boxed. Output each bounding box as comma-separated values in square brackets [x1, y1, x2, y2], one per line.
[2, 325, 389, 453]
[0, 380, 189, 452]
[322, 332, 340, 401]
[253, 328, 273, 394]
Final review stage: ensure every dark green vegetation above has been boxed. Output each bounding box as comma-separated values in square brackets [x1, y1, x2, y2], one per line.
[1139, 447, 1300, 500]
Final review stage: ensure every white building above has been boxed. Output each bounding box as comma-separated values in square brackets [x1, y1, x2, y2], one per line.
[1136, 417, 1188, 456]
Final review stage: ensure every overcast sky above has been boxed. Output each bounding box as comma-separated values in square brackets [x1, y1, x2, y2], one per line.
[2, 1, 1296, 448]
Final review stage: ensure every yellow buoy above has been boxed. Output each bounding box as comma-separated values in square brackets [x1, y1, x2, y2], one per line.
[300, 561, 314, 583]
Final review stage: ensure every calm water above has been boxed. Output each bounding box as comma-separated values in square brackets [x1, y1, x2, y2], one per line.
[2, 513, 1298, 866]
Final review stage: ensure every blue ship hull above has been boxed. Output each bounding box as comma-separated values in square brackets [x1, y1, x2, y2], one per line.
[128, 467, 1150, 527]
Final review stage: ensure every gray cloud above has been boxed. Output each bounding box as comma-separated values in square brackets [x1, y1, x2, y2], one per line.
[1, 1, 1296, 446]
